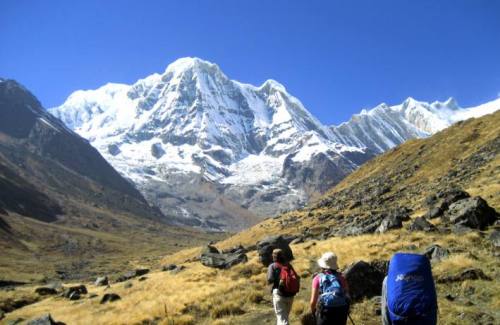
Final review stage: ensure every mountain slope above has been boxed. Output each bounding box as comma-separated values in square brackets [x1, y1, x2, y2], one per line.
[330, 97, 500, 153]
[49, 58, 371, 230]
[0, 79, 220, 281]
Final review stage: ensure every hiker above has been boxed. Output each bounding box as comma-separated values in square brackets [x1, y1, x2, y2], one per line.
[267, 248, 300, 325]
[381, 253, 438, 325]
[310, 252, 350, 325]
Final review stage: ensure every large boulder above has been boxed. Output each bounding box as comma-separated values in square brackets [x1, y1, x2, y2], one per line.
[256, 236, 294, 266]
[445, 197, 498, 230]
[200, 245, 248, 269]
[343, 260, 386, 301]
[62, 285, 87, 300]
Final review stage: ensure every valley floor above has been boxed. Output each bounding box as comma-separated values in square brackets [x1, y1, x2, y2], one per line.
[1, 227, 498, 324]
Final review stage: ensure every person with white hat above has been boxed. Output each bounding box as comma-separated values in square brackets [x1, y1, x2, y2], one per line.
[310, 252, 351, 325]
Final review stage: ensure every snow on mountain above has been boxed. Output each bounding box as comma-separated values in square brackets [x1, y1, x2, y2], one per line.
[49, 57, 499, 230]
[50, 57, 368, 230]
[330, 97, 500, 153]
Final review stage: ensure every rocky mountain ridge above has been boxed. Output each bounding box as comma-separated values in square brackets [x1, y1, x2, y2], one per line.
[49, 57, 500, 230]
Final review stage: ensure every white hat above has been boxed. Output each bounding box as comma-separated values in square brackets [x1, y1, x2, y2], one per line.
[317, 252, 339, 270]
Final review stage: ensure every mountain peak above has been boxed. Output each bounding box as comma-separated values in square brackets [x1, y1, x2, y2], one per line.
[165, 57, 221, 74]
[260, 79, 287, 93]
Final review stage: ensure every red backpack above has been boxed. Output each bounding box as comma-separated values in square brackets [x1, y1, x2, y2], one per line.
[276, 263, 300, 296]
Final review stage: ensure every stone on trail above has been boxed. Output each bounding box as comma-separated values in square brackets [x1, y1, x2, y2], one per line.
[100, 293, 121, 304]
[256, 235, 294, 266]
[445, 197, 498, 230]
[343, 260, 386, 301]
[94, 276, 108, 286]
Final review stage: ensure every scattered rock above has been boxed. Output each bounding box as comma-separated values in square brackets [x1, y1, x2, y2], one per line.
[62, 285, 87, 300]
[256, 236, 294, 266]
[0, 309, 4, 320]
[88, 293, 98, 299]
[161, 264, 177, 271]
[488, 230, 500, 248]
[371, 296, 382, 315]
[445, 294, 455, 301]
[445, 197, 498, 230]
[376, 214, 403, 233]
[437, 268, 492, 283]
[221, 245, 247, 254]
[116, 269, 150, 282]
[408, 217, 437, 232]
[68, 291, 80, 301]
[343, 260, 386, 301]
[425, 207, 444, 219]
[100, 293, 121, 304]
[451, 224, 473, 235]
[35, 287, 58, 296]
[423, 245, 449, 263]
[27, 313, 65, 325]
[94, 276, 108, 286]
[124, 282, 133, 289]
[138, 276, 147, 281]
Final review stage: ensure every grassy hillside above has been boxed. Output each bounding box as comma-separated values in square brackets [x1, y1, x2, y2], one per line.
[1, 111, 499, 324]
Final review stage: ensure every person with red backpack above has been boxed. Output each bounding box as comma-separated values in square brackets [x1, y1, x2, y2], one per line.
[267, 248, 300, 325]
[310, 252, 351, 325]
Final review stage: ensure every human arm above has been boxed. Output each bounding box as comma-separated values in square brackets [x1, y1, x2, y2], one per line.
[310, 275, 320, 314]
[267, 263, 274, 284]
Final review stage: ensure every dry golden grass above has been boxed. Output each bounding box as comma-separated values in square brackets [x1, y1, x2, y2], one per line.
[3, 227, 498, 324]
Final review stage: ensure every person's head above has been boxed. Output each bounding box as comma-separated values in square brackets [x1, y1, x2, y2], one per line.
[272, 248, 287, 264]
[317, 252, 339, 271]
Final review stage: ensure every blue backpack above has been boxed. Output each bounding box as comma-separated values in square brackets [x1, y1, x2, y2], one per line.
[318, 272, 349, 308]
[387, 253, 437, 324]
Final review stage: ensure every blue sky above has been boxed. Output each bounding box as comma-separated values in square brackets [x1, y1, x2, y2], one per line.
[1, 0, 499, 125]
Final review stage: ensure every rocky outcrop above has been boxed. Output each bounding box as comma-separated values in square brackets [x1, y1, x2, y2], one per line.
[444, 197, 498, 230]
[200, 245, 248, 269]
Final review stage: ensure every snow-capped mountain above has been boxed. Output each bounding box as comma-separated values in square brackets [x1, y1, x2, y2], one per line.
[49, 58, 369, 230]
[49, 57, 499, 230]
[330, 97, 500, 153]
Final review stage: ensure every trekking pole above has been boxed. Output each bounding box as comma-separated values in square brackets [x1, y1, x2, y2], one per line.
[348, 313, 356, 325]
